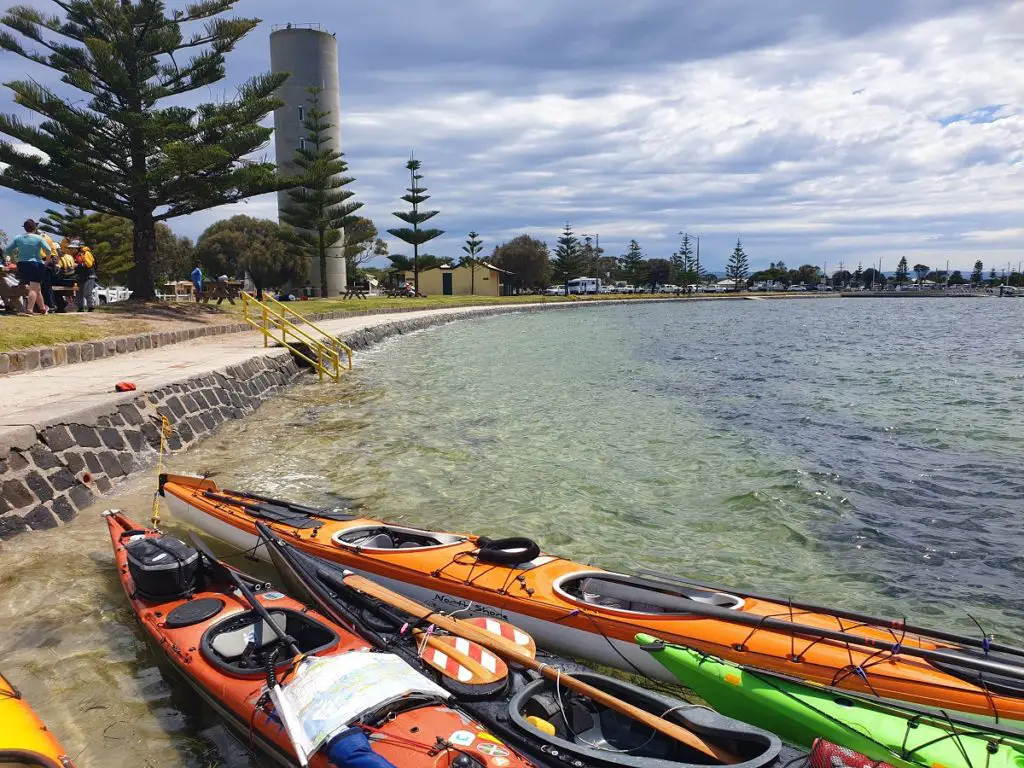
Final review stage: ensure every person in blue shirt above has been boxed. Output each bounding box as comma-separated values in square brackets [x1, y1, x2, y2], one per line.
[8, 219, 51, 315]
[190, 262, 203, 298]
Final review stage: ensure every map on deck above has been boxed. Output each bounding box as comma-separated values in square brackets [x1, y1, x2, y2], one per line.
[278, 651, 451, 755]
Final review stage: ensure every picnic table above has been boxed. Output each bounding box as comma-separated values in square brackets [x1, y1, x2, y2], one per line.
[341, 283, 369, 300]
[197, 280, 243, 305]
[51, 284, 79, 312]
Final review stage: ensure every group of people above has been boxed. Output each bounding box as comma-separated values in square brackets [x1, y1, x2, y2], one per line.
[1, 218, 98, 315]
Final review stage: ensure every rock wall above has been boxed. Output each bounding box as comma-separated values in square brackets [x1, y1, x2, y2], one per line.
[0, 353, 301, 538]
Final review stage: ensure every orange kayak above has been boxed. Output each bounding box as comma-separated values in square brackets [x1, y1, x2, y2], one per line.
[0, 671, 74, 767]
[160, 473, 1024, 721]
[105, 507, 533, 768]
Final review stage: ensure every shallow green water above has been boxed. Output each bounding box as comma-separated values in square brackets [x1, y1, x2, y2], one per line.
[2, 297, 1022, 766]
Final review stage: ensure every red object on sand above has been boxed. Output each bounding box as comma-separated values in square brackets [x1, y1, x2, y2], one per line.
[114, 381, 137, 392]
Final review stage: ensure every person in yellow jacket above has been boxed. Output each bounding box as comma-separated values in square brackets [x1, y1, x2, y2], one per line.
[67, 240, 98, 311]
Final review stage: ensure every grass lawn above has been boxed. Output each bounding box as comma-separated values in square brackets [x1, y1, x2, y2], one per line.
[1, 292, 700, 353]
[0, 312, 152, 353]
[227, 293, 577, 317]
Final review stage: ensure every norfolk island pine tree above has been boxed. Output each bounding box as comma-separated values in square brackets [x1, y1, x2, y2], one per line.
[0, 0, 287, 299]
[726, 239, 749, 291]
[550, 223, 584, 295]
[279, 87, 362, 298]
[388, 156, 443, 295]
[461, 230, 483, 294]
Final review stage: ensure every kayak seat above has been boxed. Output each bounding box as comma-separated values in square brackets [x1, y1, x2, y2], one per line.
[165, 597, 225, 629]
[201, 609, 338, 675]
[334, 524, 466, 551]
[211, 611, 287, 660]
[556, 572, 744, 614]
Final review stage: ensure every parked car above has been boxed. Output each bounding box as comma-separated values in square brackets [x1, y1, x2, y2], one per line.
[543, 285, 567, 296]
[658, 284, 681, 294]
[96, 285, 132, 304]
[788, 285, 808, 292]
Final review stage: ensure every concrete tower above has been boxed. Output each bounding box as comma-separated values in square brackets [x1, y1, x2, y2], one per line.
[270, 25, 346, 295]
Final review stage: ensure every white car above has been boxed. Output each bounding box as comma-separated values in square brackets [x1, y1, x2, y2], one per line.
[658, 284, 681, 294]
[96, 285, 132, 303]
[543, 285, 567, 296]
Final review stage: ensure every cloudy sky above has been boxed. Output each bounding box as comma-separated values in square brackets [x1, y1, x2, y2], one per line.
[1, 0, 1021, 274]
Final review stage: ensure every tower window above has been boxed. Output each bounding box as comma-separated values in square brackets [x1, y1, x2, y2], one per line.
[298, 106, 304, 121]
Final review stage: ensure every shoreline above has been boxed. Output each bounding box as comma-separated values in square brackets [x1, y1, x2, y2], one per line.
[0, 294, 832, 541]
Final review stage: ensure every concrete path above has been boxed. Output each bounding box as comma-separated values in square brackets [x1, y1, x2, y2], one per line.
[0, 304, 540, 429]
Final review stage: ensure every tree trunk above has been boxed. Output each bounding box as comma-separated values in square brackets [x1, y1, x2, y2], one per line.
[130, 211, 158, 300]
[413, 243, 419, 296]
[318, 229, 328, 298]
[470, 264, 475, 295]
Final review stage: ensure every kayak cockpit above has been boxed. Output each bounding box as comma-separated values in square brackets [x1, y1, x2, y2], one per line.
[200, 608, 338, 676]
[509, 672, 780, 767]
[332, 524, 467, 552]
[0, 751, 68, 768]
[555, 572, 745, 615]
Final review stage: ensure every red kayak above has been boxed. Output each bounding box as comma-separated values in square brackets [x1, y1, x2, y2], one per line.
[105, 509, 533, 768]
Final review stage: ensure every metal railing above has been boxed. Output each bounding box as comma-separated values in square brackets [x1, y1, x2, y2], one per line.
[241, 292, 353, 382]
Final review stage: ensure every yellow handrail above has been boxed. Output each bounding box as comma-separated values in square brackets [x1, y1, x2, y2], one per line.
[241, 292, 352, 381]
[259, 293, 354, 369]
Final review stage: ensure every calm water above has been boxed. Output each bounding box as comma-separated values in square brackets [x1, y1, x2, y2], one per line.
[2, 297, 1022, 766]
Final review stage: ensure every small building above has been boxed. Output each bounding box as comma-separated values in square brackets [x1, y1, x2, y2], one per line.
[393, 262, 515, 296]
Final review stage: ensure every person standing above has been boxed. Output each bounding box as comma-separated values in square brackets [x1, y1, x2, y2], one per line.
[70, 239, 98, 312]
[8, 219, 50, 315]
[190, 262, 203, 298]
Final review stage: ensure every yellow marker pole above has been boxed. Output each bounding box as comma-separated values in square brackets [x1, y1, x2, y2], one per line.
[150, 416, 173, 527]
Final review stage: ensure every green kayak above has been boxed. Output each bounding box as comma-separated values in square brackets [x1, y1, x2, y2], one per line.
[636, 633, 1024, 768]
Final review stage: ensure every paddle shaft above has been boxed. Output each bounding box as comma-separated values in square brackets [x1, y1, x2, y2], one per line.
[340, 572, 740, 764]
[640, 569, 1024, 658]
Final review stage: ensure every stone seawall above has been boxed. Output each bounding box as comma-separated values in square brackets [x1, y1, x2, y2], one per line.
[0, 353, 301, 539]
[0, 305, 530, 539]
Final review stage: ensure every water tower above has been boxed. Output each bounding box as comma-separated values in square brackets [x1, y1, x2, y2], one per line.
[270, 24, 346, 295]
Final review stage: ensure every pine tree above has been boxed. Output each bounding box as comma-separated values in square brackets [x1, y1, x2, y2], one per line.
[971, 260, 984, 285]
[853, 263, 864, 285]
[620, 240, 644, 287]
[388, 156, 443, 295]
[672, 233, 697, 286]
[0, 0, 285, 299]
[280, 88, 362, 298]
[989, 268, 998, 286]
[461, 231, 483, 294]
[726, 239, 749, 291]
[895, 256, 909, 285]
[550, 223, 584, 293]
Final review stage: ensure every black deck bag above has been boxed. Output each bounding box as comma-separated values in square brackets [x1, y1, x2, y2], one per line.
[126, 535, 199, 600]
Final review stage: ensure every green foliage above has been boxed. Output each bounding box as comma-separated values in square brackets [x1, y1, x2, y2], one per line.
[41, 206, 188, 284]
[490, 235, 549, 289]
[388, 155, 443, 294]
[671, 233, 698, 285]
[853, 263, 864, 284]
[550, 223, 584, 291]
[579, 236, 604, 277]
[862, 267, 886, 289]
[461, 231, 483, 293]
[948, 270, 966, 285]
[832, 269, 851, 288]
[341, 217, 383, 278]
[971, 260, 984, 285]
[280, 87, 362, 298]
[989, 267, 997, 286]
[647, 258, 672, 287]
[196, 215, 304, 298]
[619, 239, 645, 285]
[0, 228, 7, 250]
[895, 256, 909, 285]
[913, 263, 930, 284]
[0, 0, 285, 298]
[725, 239, 749, 290]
